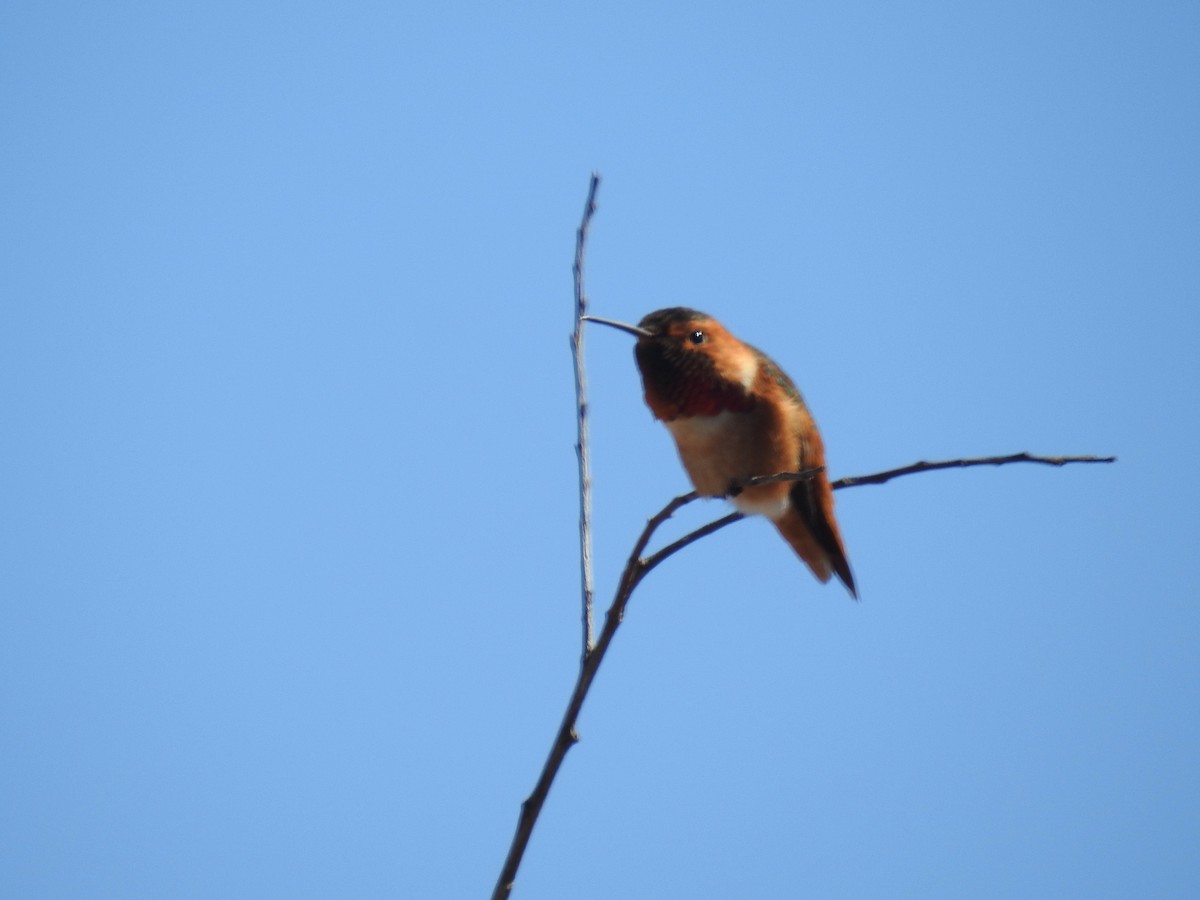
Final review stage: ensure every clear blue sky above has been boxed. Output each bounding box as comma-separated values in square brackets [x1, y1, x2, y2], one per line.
[3, 2, 1197, 897]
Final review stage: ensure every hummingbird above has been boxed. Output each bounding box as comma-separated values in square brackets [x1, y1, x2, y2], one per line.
[585, 307, 856, 598]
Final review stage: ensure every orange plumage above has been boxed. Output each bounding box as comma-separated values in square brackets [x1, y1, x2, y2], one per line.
[588, 307, 856, 598]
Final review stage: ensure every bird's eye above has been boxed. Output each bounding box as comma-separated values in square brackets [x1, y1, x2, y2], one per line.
[689, 330, 707, 345]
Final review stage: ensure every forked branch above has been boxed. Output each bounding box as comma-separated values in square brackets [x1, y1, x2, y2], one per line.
[492, 453, 1115, 899]
[493, 176, 1117, 900]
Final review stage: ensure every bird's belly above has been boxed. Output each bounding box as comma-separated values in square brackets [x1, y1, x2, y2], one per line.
[729, 489, 790, 519]
[665, 411, 792, 519]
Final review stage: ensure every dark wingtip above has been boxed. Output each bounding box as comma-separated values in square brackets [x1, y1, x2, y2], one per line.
[840, 569, 858, 601]
[830, 550, 857, 600]
[789, 479, 857, 601]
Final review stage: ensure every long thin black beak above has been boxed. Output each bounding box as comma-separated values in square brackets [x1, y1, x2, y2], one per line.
[581, 315, 652, 338]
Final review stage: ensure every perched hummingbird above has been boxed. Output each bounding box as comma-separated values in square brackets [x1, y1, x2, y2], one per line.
[585, 307, 856, 598]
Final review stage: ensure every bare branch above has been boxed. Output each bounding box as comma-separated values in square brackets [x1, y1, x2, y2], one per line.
[570, 173, 602, 663]
[497, 163, 1122, 900]
[491, 476, 683, 900]
[491, 450, 1114, 898]
[649, 453, 1120, 553]
[638, 468, 822, 574]
[494, 173, 602, 900]
[830, 452, 1117, 489]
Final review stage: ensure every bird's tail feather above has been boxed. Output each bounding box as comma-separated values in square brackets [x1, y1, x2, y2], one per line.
[775, 477, 857, 599]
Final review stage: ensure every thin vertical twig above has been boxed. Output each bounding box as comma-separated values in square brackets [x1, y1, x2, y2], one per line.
[571, 173, 602, 662]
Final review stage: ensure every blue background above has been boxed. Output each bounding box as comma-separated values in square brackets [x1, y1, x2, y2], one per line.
[3, 2, 1197, 897]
